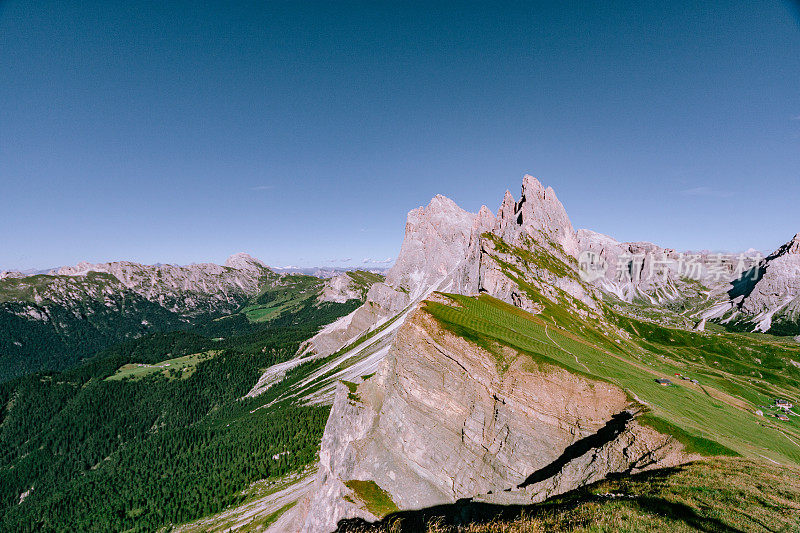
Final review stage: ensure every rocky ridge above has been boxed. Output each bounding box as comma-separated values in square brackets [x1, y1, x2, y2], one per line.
[728, 233, 800, 332]
[1, 253, 385, 382]
[273, 175, 799, 532]
[276, 176, 697, 532]
[300, 299, 690, 532]
[52, 253, 276, 316]
[300, 195, 477, 359]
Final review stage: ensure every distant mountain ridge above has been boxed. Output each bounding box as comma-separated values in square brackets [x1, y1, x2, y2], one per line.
[50, 253, 275, 316]
[0, 253, 385, 381]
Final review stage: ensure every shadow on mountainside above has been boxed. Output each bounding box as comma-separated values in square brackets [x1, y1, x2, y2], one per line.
[516, 410, 633, 489]
[727, 265, 765, 300]
[336, 466, 744, 533]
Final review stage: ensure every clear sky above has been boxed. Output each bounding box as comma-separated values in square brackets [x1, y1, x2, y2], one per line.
[1, 1, 799, 271]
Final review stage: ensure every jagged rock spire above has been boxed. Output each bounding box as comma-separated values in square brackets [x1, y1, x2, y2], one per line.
[494, 175, 579, 256]
[385, 194, 476, 300]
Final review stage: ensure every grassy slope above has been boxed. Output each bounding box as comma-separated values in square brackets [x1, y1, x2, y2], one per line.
[105, 350, 219, 381]
[346, 457, 800, 532]
[345, 480, 400, 518]
[344, 286, 800, 531]
[424, 293, 800, 466]
[239, 270, 383, 323]
[240, 274, 325, 323]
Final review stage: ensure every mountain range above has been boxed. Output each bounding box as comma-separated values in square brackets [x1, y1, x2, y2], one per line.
[250, 175, 800, 532]
[0, 254, 382, 381]
[1, 175, 798, 532]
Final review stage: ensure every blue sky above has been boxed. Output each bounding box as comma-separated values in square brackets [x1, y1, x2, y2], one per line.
[1, 1, 798, 271]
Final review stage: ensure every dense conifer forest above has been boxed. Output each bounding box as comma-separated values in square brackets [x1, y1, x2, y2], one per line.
[0, 295, 360, 531]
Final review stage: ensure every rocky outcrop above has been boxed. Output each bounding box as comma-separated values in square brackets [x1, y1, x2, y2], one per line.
[300, 300, 689, 532]
[494, 175, 579, 257]
[318, 272, 385, 305]
[774, 233, 800, 256]
[303, 196, 476, 357]
[318, 274, 365, 304]
[455, 176, 594, 311]
[224, 252, 270, 273]
[385, 195, 476, 302]
[453, 205, 495, 297]
[735, 233, 800, 332]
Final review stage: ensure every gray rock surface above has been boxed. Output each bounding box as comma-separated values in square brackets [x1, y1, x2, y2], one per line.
[737, 233, 800, 332]
[494, 175, 580, 257]
[299, 301, 690, 532]
[455, 176, 594, 310]
[303, 195, 476, 358]
[318, 274, 367, 304]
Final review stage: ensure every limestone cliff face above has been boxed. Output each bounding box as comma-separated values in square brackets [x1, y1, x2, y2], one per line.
[576, 229, 689, 302]
[304, 196, 476, 357]
[385, 195, 477, 301]
[737, 234, 800, 332]
[299, 301, 689, 532]
[455, 176, 592, 312]
[574, 227, 772, 320]
[494, 175, 579, 257]
[574, 229, 800, 333]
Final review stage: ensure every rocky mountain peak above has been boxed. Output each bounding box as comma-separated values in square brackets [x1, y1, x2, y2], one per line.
[474, 205, 496, 232]
[387, 194, 476, 296]
[56, 261, 98, 276]
[301, 194, 477, 358]
[224, 252, 269, 272]
[495, 175, 579, 256]
[426, 194, 461, 210]
[520, 173, 547, 199]
[496, 190, 517, 230]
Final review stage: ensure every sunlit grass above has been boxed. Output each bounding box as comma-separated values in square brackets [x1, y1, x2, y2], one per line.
[105, 351, 217, 381]
[423, 293, 800, 466]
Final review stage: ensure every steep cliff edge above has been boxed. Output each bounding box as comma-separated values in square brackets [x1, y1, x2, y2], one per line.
[300, 297, 691, 532]
[301, 195, 476, 359]
[735, 233, 800, 333]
